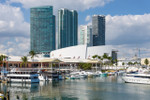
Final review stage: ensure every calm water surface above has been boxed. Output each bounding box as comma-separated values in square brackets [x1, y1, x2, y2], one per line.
[1, 76, 150, 100]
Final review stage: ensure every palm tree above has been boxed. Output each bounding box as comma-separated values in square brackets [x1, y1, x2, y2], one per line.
[29, 50, 36, 62]
[21, 56, 28, 67]
[122, 62, 125, 66]
[0, 56, 3, 67]
[98, 56, 101, 60]
[103, 53, 108, 59]
[115, 59, 118, 66]
[107, 56, 112, 60]
[144, 59, 149, 66]
[92, 55, 98, 59]
[0, 55, 7, 67]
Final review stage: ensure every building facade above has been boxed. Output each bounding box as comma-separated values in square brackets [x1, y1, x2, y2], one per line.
[111, 50, 118, 63]
[92, 15, 105, 46]
[79, 25, 93, 46]
[58, 8, 78, 49]
[30, 6, 55, 53]
[50, 45, 115, 59]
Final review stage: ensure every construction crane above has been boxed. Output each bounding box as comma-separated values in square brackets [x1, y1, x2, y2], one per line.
[133, 48, 141, 58]
[133, 48, 150, 58]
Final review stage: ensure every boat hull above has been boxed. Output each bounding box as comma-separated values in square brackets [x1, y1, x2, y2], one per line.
[7, 79, 39, 83]
[122, 76, 150, 84]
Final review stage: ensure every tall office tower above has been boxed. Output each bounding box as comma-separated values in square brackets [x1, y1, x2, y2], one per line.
[79, 25, 93, 46]
[58, 8, 78, 49]
[30, 6, 55, 53]
[92, 15, 105, 46]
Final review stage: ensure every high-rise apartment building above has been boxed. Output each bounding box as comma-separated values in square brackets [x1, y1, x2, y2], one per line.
[58, 8, 78, 49]
[92, 15, 105, 46]
[79, 25, 93, 46]
[30, 6, 55, 53]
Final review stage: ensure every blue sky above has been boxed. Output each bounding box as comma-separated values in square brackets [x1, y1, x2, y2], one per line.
[0, 0, 150, 57]
[5, 0, 150, 24]
[79, 0, 150, 24]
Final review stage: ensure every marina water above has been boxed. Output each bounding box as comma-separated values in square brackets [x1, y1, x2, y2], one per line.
[1, 76, 150, 100]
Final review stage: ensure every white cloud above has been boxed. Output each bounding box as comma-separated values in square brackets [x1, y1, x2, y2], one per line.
[0, 37, 30, 56]
[106, 14, 150, 45]
[105, 14, 150, 58]
[85, 15, 91, 22]
[0, 4, 30, 38]
[8, 0, 113, 11]
[0, 4, 30, 56]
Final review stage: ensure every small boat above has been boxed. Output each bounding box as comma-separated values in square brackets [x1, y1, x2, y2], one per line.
[38, 69, 59, 81]
[70, 74, 80, 79]
[108, 72, 116, 76]
[65, 74, 70, 79]
[86, 72, 94, 78]
[70, 72, 80, 79]
[93, 71, 102, 77]
[117, 70, 125, 76]
[38, 74, 47, 81]
[79, 71, 88, 78]
[101, 73, 108, 77]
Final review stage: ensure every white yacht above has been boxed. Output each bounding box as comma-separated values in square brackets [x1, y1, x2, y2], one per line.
[122, 68, 150, 84]
[122, 73, 150, 84]
[7, 68, 39, 83]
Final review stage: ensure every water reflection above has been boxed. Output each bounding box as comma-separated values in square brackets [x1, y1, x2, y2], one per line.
[1, 76, 150, 100]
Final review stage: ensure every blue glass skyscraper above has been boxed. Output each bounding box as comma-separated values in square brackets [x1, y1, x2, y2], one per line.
[30, 6, 55, 53]
[92, 15, 105, 46]
[58, 8, 78, 49]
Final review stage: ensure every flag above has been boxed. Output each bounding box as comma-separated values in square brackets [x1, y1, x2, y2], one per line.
[59, 54, 61, 57]
[73, 56, 75, 59]
[78, 56, 80, 59]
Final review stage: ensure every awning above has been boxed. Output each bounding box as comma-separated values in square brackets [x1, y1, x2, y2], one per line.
[60, 59, 83, 63]
[40, 58, 62, 63]
[83, 59, 102, 64]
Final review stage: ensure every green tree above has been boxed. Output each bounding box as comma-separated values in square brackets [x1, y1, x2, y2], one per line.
[29, 50, 36, 62]
[78, 63, 92, 70]
[21, 56, 28, 67]
[103, 53, 108, 59]
[144, 59, 149, 66]
[107, 56, 113, 65]
[115, 59, 118, 66]
[92, 55, 98, 59]
[128, 62, 133, 66]
[98, 56, 101, 60]
[0, 56, 3, 67]
[107, 57, 111, 60]
[0, 55, 7, 67]
[22, 93, 28, 100]
[122, 62, 125, 66]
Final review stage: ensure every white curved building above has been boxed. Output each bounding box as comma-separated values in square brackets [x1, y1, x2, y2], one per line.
[50, 45, 117, 59]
